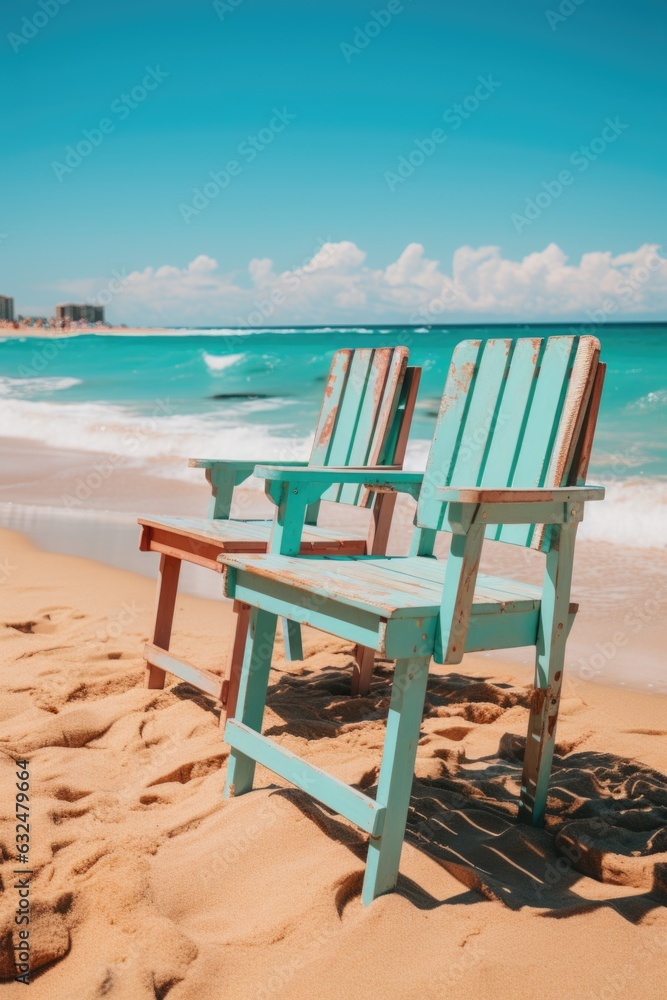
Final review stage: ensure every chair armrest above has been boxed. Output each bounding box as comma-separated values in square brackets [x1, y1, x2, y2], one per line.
[429, 485, 604, 664]
[189, 459, 309, 470]
[256, 464, 401, 481]
[434, 485, 605, 505]
[188, 459, 307, 519]
[255, 467, 424, 555]
[256, 465, 423, 500]
[426, 484, 605, 531]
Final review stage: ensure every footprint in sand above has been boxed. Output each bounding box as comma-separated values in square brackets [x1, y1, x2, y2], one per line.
[5, 607, 85, 635]
[435, 725, 475, 742]
[51, 786, 92, 803]
[6, 620, 38, 633]
[50, 804, 93, 826]
[0, 895, 72, 979]
[146, 754, 226, 787]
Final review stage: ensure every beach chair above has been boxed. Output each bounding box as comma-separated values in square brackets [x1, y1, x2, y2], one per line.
[218, 335, 606, 904]
[138, 347, 420, 721]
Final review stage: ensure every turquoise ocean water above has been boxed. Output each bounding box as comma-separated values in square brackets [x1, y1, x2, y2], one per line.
[1, 323, 665, 548]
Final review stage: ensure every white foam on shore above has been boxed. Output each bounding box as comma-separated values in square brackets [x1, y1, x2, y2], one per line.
[0, 376, 82, 396]
[0, 395, 313, 465]
[579, 478, 667, 549]
[2, 394, 664, 550]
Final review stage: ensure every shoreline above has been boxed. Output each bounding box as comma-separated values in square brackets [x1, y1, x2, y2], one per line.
[2, 319, 667, 340]
[0, 438, 665, 693]
[0, 493, 664, 694]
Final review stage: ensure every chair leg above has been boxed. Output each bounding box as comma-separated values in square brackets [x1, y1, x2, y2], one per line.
[518, 523, 576, 826]
[281, 617, 303, 661]
[362, 655, 430, 905]
[352, 645, 375, 696]
[223, 608, 277, 799]
[219, 601, 251, 728]
[518, 631, 567, 826]
[145, 554, 181, 689]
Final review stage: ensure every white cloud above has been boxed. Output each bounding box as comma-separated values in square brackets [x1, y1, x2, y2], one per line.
[57, 241, 667, 326]
[306, 240, 367, 272]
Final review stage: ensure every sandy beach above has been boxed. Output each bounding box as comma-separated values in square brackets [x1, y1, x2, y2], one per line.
[0, 526, 665, 999]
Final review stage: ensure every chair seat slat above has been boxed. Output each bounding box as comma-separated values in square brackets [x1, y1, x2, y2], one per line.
[222, 552, 543, 619]
[139, 515, 367, 547]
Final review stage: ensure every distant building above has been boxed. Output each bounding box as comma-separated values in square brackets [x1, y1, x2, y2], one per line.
[56, 303, 104, 324]
[0, 295, 14, 321]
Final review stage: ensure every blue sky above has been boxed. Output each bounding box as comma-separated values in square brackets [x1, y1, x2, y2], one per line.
[1, 0, 666, 324]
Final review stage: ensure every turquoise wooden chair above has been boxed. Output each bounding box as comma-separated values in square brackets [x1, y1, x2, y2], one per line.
[218, 335, 606, 905]
[138, 347, 420, 722]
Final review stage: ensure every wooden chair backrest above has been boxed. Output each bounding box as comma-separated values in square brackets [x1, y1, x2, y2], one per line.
[309, 347, 420, 507]
[416, 335, 604, 551]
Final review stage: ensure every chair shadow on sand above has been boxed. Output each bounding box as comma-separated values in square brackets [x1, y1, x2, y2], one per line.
[198, 653, 667, 922]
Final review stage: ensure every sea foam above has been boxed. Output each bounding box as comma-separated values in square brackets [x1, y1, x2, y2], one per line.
[202, 351, 245, 372]
[0, 395, 313, 467]
[0, 376, 82, 396]
[1, 392, 664, 550]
